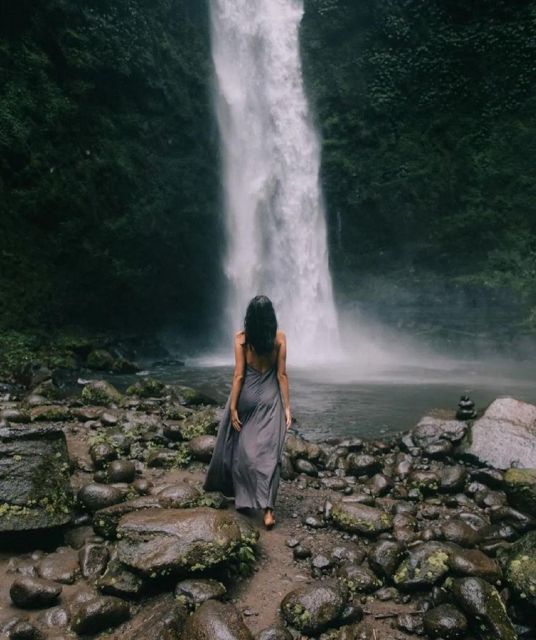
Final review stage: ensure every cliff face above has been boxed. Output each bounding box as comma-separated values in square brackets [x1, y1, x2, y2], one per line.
[301, 0, 536, 341]
[0, 0, 222, 335]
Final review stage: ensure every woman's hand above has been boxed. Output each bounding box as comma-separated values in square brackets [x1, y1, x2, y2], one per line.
[285, 407, 292, 430]
[231, 408, 242, 432]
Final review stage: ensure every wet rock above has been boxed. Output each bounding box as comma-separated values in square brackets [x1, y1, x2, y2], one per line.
[6, 619, 45, 639]
[337, 563, 382, 593]
[93, 496, 163, 539]
[81, 380, 123, 406]
[146, 449, 180, 468]
[70, 595, 130, 635]
[412, 416, 467, 447]
[37, 548, 80, 585]
[30, 405, 72, 422]
[284, 433, 309, 459]
[457, 397, 536, 469]
[331, 500, 393, 535]
[79, 543, 109, 579]
[439, 518, 481, 547]
[321, 477, 347, 491]
[330, 544, 366, 565]
[40, 605, 69, 629]
[280, 452, 296, 480]
[78, 483, 125, 512]
[117, 508, 256, 576]
[408, 470, 440, 495]
[174, 578, 226, 607]
[9, 576, 62, 609]
[72, 406, 103, 421]
[89, 442, 117, 469]
[183, 600, 253, 639]
[471, 467, 505, 488]
[126, 377, 165, 398]
[439, 465, 468, 492]
[255, 625, 292, 640]
[280, 579, 349, 635]
[394, 541, 501, 589]
[64, 526, 95, 550]
[293, 545, 312, 560]
[424, 439, 454, 458]
[294, 458, 318, 476]
[107, 459, 136, 483]
[304, 515, 325, 528]
[100, 411, 119, 426]
[1, 408, 31, 423]
[397, 613, 424, 634]
[368, 473, 393, 496]
[154, 483, 202, 506]
[451, 577, 517, 640]
[394, 542, 451, 588]
[339, 437, 363, 452]
[346, 453, 379, 476]
[368, 540, 403, 578]
[132, 478, 152, 495]
[0, 424, 73, 532]
[97, 558, 145, 599]
[504, 468, 536, 516]
[103, 594, 188, 639]
[86, 349, 115, 371]
[311, 554, 332, 572]
[502, 530, 536, 611]
[188, 434, 217, 462]
[423, 604, 468, 639]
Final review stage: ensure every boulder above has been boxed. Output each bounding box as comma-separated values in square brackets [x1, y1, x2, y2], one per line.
[411, 416, 467, 448]
[450, 577, 517, 640]
[457, 397, 536, 469]
[178, 409, 218, 440]
[116, 508, 257, 577]
[102, 594, 188, 639]
[0, 424, 73, 532]
[256, 626, 293, 640]
[79, 543, 110, 579]
[504, 468, 536, 516]
[280, 579, 349, 635]
[368, 540, 404, 578]
[107, 460, 136, 484]
[97, 558, 145, 599]
[126, 378, 165, 398]
[331, 500, 393, 535]
[30, 405, 72, 422]
[37, 548, 80, 585]
[182, 600, 253, 639]
[81, 380, 123, 406]
[337, 563, 382, 593]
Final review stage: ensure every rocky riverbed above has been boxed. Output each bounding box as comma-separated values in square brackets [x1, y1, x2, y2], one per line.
[0, 370, 535, 640]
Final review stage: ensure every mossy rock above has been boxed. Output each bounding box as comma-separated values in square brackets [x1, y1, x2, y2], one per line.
[179, 409, 219, 440]
[331, 501, 393, 535]
[82, 380, 123, 406]
[177, 386, 219, 407]
[504, 468, 536, 516]
[116, 508, 257, 577]
[30, 405, 72, 422]
[126, 377, 165, 398]
[280, 579, 349, 635]
[501, 530, 536, 610]
[0, 425, 73, 532]
[87, 349, 116, 371]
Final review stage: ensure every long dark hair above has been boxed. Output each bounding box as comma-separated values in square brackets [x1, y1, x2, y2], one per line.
[244, 295, 277, 356]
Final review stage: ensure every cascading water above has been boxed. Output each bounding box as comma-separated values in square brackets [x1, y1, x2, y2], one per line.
[210, 0, 340, 363]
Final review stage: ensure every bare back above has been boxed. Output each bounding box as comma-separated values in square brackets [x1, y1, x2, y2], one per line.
[236, 329, 285, 374]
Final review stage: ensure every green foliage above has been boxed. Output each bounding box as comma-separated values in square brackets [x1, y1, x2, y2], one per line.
[302, 0, 536, 328]
[0, 0, 222, 336]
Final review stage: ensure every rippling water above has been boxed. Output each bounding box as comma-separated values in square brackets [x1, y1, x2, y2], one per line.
[125, 358, 536, 442]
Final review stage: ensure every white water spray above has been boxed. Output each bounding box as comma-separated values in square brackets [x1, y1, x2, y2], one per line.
[210, 0, 340, 363]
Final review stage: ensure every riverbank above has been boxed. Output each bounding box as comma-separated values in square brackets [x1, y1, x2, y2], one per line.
[0, 371, 535, 639]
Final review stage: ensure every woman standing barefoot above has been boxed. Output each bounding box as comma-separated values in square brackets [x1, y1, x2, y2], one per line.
[203, 295, 292, 529]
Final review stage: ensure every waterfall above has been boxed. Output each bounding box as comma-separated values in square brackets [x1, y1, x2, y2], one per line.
[210, 0, 340, 363]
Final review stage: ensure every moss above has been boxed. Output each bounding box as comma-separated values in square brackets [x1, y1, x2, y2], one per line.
[126, 377, 165, 398]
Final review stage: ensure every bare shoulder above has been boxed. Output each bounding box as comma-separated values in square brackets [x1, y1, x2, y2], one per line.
[235, 330, 246, 346]
[275, 330, 286, 347]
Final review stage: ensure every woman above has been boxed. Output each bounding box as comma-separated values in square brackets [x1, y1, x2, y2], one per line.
[203, 295, 291, 529]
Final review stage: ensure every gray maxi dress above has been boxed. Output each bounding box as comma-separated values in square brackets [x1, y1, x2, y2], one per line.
[203, 363, 287, 509]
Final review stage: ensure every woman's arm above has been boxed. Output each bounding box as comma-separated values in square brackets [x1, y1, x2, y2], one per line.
[230, 332, 246, 431]
[276, 331, 292, 429]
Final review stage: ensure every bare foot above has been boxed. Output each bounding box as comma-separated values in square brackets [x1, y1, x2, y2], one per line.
[263, 509, 275, 530]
